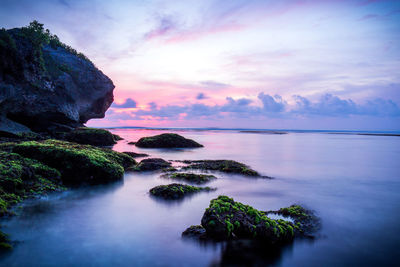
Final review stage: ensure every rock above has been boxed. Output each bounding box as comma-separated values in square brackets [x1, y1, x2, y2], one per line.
[0, 151, 63, 216]
[182, 225, 207, 239]
[149, 183, 215, 200]
[0, 22, 114, 134]
[122, 151, 149, 158]
[127, 141, 136, 145]
[266, 205, 320, 237]
[180, 160, 261, 176]
[113, 134, 123, 141]
[135, 133, 203, 148]
[63, 127, 117, 146]
[10, 140, 135, 185]
[129, 158, 171, 171]
[0, 231, 12, 250]
[161, 172, 216, 185]
[184, 195, 318, 243]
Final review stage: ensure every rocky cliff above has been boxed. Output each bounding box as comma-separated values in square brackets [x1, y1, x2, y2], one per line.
[0, 21, 114, 134]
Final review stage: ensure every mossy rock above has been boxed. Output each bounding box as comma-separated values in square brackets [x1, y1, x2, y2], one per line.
[149, 183, 215, 200]
[64, 127, 119, 146]
[195, 196, 310, 243]
[162, 172, 216, 184]
[11, 140, 135, 185]
[0, 151, 63, 216]
[181, 160, 260, 176]
[122, 151, 149, 158]
[135, 133, 203, 148]
[0, 230, 12, 250]
[129, 158, 171, 172]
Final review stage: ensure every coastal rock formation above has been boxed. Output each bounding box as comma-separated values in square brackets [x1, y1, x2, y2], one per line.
[135, 133, 203, 148]
[183, 196, 319, 243]
[149, 183, 215, 200]
[0, 22, 114, 134]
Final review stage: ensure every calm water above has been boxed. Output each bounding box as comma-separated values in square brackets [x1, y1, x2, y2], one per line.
[1, 129, 399, 266]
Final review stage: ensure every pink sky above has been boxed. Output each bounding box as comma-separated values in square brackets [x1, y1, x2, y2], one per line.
[2, 0, 399, 130]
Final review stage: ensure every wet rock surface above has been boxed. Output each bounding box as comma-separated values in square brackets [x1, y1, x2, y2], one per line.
[129, 158, 171, 171]
[149, 183, 215, 200]
[183, 196, 319, 243]
[178, 160, 263, 177]
[161, 172, 216, 184]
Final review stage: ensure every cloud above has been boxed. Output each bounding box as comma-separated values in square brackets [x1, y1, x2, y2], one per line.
[196, 92, 208, 100]
[292, 94, 400, 117]
[107, 93, 400, 122]
[258, 93, 286, 112]
[111, 98, 137, 108]
[144, 15, 177, 41]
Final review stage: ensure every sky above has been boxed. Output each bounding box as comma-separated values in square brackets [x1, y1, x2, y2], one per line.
[1, 0, 400, 130]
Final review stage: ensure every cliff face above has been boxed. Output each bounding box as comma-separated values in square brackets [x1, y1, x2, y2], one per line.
[0, 23, 114, 133]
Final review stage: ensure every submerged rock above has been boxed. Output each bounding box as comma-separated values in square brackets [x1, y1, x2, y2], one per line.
[129, 158, 171, 171]
[9, 140, 135, 185]
[135, 133, 203, 148]
[0, 22, 114, 134]
[162, 172, 216, 185]
[183, 196, 319, 243]
[149, 183, 215, 200]
[180, 160, 262, 176]
[63, 127, 119, 146]
[122, 151, 149, 158]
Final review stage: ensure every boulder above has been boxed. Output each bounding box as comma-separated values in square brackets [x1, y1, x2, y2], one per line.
[63, 127, 118, 146]
[149, 183, 214, 200]
[135, 133, 203, 148]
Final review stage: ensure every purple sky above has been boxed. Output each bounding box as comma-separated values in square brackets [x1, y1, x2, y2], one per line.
[1, 0, 400, 130]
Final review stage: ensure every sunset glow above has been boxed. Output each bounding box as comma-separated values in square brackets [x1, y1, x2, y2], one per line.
[2, 0, 399, 130]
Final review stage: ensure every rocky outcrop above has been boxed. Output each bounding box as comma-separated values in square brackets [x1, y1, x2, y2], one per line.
[183, 196, 320, 243]
[0, 22, 114, 134]
[135, 133, 203, 148]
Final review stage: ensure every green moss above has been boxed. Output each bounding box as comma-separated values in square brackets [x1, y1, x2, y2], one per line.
[0, 151, 63, 216]
[149, 183, 215, 200]
[11, 140, 134, 185]
[203, 195, 296, 241]
[0, 231, 12, 250]
[278, 205, 310, 220]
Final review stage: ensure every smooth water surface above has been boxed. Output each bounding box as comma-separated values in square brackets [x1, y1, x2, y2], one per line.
[1, 129, 399, 266]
